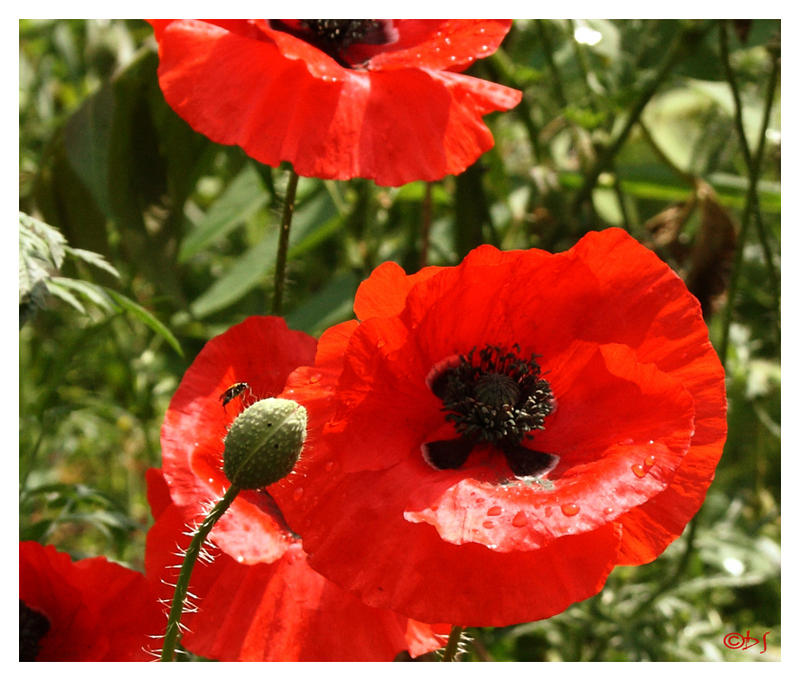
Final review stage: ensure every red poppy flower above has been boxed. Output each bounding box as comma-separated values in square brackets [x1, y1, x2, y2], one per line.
[154, 318, 448, 659]
[19, 541, 163, 661]
[149, 19, 521, 186]
[268, 228, 727, 626]
[147, 469, 448, 660]
[161, 315, 317, 565]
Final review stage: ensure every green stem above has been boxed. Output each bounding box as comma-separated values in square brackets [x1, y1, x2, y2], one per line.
[442, 625, 464, 661]
[489, 48, 544, 162]
[571, 20, 714, 213]
[718, 22, 780, 362]
[536, 20, 568, 108]
[160, 484, 241, 661]
[271, 168, 300, 315]
[420, 182, 432, 268]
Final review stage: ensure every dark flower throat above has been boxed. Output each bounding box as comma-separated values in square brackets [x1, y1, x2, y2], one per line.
[425, 344, 559, 478]
[271, 19, 398, 68]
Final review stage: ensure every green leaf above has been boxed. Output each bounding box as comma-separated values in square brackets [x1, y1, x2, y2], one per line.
[104, 287, 183, 356]
[285, 272, 359, 336]
[179, 163, 269, 262]
[49, 276, 115, 312]
[65, 247, 120, 278]
[190, 233, 278, 319]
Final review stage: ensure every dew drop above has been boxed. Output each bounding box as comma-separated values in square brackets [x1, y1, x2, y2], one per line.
[480, 44, 489, 51]
[430, 504, 439, 512]
[449, 55, 457, 61]
[479, 26, 486, 33]
[603, 506, 614, 515]
[293, 487, 304, 501]
[415, 52, 422, 59]
[444, 36, 452, 45]
[643, 454, 656, 468]
[511, 511, 527, 527]
[631, 463, 646, 478]
[236, 555, 244, 563]
[648, 439, 655, 445]
[474, 497, 485, 505]
[194, 441, 199, 447]
[487, 505, 503, 516]
[434, 46, 441, 53]
[560, 503, 580, 516]
[207, 477, 214, 484]
[331, 76, 338, 83]
[483, 520, 495, 529]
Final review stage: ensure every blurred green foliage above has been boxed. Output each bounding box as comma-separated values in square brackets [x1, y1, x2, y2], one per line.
[19, 19, 779, 660]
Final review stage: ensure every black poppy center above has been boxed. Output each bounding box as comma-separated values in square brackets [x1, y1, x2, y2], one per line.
[19, 599, 50, 661]
[270, 19, 397, 67]
[424, 344, 559, 478]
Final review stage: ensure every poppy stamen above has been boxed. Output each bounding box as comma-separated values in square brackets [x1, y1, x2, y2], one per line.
[424, 344, 556, 475]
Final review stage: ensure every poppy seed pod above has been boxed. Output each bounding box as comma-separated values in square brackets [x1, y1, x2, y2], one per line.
[223, 398, 307, 489]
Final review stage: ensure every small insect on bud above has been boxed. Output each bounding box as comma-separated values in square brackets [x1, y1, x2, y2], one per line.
[223, 398, 307, 489]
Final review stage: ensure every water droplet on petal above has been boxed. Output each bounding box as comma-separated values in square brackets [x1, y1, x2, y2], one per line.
[444, 36, 451, 45]
[207, 477, 214, 484]
[479, 26, 486, 33]
[415, 52, 422, 59]
[483, 520, 495, 529]
[603, 506, 614, 515]
[449, 55, 457, 61]
[480, 44, 489, 51]
[648, 439, 655, 445]
[631, 463, 646, 478]
[434, 46, 441, 53]
[644, 454, 656, 468]
[309, 372, 322, 384]
[561, 503, 580, 516]
[487, 505, 503, 516]
[236, 555, 244, 563]
[292, 487, 304, 501]
[474, 497, 485, 505]
[512, 511, 527, 527]
[194, 441, 199, 447]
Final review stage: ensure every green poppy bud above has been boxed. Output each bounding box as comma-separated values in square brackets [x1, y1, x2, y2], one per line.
[223, 398, 307, 489]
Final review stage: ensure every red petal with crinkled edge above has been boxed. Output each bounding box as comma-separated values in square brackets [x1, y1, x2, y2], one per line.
[271, 228, 726, 625]
[144, 469, 449, 661]
[20, 542, 162, 661]
[160, 316, 316, 564]
[150, 20, 520, 186]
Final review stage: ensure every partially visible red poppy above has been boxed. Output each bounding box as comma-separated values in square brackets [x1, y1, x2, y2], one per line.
[268, 228, 727, 626]
[161, 315, 317, 565]
[149, 19, 521, 186]
[146, 468, 448, 660]
[19, 541, 163, 661]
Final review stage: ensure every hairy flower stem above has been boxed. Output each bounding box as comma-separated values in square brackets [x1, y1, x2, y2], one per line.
[159, 484, 240, 661]
[442, 625, 465, 661]
[271, 168, 300, 315]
